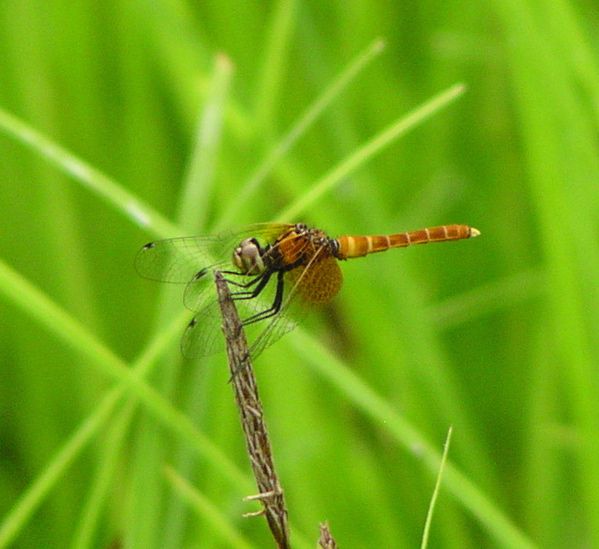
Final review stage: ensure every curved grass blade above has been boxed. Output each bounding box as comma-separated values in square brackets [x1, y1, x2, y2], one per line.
[277, 83, 466, 221]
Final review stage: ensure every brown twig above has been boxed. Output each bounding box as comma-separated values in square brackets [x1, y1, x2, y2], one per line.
[215, 271, 290, 549]
[318, 521, 338, 548]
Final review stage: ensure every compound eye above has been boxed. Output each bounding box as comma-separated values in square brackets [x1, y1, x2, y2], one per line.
[232, 238, 265, 274]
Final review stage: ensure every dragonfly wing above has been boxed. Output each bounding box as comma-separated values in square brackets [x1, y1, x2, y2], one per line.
[183, 269, 256, 312]
[249, 308, 298, 359]
[180, 298, 225, 358]
[134, 236, 228, 283]
[136, 223, 308, 358]
[135, 224, 295, 283]
[181, 268, 289, 357]
[183, 270, 218, 312]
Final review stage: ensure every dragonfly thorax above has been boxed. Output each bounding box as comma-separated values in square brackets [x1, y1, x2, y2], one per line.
[232, 237, 266, 275]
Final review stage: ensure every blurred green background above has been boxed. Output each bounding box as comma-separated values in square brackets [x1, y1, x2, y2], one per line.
[0, 1, 598, 547]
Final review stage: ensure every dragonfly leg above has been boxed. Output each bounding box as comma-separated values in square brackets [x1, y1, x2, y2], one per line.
[219, 269, 253, 282]
[242, 270, 284, 326]
[225, 277, 258, 289]
[219, 268, 272, 295]
[231, 271, 273, 300]
[191, 267, 250, 283]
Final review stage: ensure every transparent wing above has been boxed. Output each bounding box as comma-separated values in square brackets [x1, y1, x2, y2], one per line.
[134, 223, 293, 284]
[180, 297, 223, 358]
[135, 236, 228, 284]
[180, 268, 291, 358]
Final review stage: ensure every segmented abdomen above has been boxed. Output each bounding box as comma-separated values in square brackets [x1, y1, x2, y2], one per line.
[335, 224, 480, 259]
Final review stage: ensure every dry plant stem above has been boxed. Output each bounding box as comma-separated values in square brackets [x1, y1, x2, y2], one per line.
[215, 271, 290, 549]
[318, 522, 338, 548]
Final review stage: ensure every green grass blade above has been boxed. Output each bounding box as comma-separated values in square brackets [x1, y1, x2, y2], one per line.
[289, 332, 536, 548]
[253, 0, 297, 134]
[0, 107, 178, 238]
[276, 83, 466, 221]
[0, 257, 248, 483]
[70, 400, 135, 549]
[537, 0, 599, 126]
[0, 390, 117, 548]
[164, 467, 256, 549]
[215, 37, 386, 230]
[127, 55, 233, 548]
[0, 313, 185, 548]
[495, 0, 599, 542]
[178, 54, 233, 232]
[421, 426, 453, 549]
[428, 269, 546, 328]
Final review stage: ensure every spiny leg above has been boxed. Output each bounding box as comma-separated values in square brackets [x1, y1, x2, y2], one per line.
[190, 268, 258, 288]
[220, 269, 262, 289]
[242, 270, 285, 326]
[231, 271, 273, 300]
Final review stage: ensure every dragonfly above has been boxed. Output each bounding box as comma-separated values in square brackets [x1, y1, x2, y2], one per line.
[135, 223, 480, 359]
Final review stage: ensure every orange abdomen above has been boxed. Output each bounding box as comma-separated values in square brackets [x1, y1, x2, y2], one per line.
[335, 224, 480, 259]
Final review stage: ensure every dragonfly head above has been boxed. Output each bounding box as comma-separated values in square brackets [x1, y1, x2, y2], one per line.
[233, 237, 266, 275]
